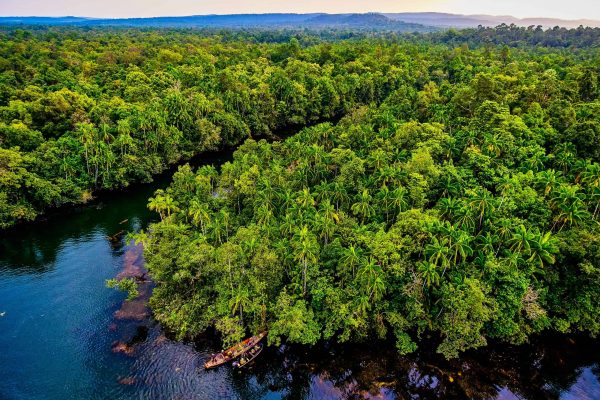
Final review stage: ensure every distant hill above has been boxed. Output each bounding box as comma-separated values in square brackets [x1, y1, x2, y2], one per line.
[384, 12, 600, 29]
[303, 13, 428, 30]
[0, 16, 90, 25]
[0, 13, 598, 30]
[0, 13, 434, 32]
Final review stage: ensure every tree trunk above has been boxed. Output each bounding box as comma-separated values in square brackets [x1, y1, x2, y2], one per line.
[303, 257, 307, 296]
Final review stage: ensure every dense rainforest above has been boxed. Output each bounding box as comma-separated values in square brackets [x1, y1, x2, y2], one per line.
[0, 25, 599, 228]
[0, 28, 401, 228]
[135, 29, 600, 359]
[1, 25, 600, 359]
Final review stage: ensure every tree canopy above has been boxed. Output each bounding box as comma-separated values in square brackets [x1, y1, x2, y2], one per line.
[130, 27, 600, 358]
[2, 25, 600, 359]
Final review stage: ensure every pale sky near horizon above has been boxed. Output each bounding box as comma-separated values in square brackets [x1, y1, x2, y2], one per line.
[0, 0, 598, 21]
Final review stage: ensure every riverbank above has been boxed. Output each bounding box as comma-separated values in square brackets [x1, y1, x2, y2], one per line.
[108, 238, 600, 398]
[1, 140, 599, 399]
[0, 118, 327, 235]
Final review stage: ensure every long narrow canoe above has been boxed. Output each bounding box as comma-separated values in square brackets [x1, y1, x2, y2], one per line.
[204, 331, 267, 369]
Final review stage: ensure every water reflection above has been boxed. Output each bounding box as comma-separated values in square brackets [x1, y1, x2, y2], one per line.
[0, 198, 153, 274]
[0, 149, 232, 274]
[106, 314, 600, 400]
[109, 240, 600, 400]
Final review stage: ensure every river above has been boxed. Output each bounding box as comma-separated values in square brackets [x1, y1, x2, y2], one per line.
[1, 146, 599, 400]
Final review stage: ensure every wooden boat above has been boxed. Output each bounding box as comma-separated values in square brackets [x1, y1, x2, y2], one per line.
[204, 331, 266, 369]
[108, 230, 125, 242]
[232, 342, 263, 368]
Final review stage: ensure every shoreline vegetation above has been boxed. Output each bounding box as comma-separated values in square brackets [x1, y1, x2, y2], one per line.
[2, 25, 600, 359]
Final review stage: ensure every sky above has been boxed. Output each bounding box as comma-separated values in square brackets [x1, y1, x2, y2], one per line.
[0, 0, 598, 21]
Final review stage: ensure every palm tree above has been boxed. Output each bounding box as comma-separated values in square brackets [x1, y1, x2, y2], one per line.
[495, 218, 514, 242]
[188, 198, 210, 234]
[296, 188, 315, 209]
[467, 188, 494, 229]
[313, 181, 332, 204]
[554, 202, 589, 230]
[339, 245, 362, 279]
[438, 174, 461, 198]
[573, 159, 590, 184]
[551, 184, 589, 229]
[116, 119, 134, 156]
[256, 178, 278, 211]
[375, 165, 396, 186]
[162, 194, 179, 219]
[521, 147, 546, 173]
[438, 197, 459, 220]
[452, 203, 475, 232]
[255, 204, 273, 228]
[581, 162, 600, 188]
[330, 181, 349, 211]
[242, 237, 259, 259]
[351, 189, 375, 223]
[477, 232, 498, 256]
[553, 143, 576, 173]
[314, 212, 335, 245]
[528, 231, 558, 269]
[376, 185, 392, 223]
[588, 186, 600, 220]
[418, 261, 440, 288]
[425, 237, 451, 278]
[278, 188, 295, 213]
[508, 225, 534, 255]
[503, 250, 524, 269]
[483, 132, 502, 157]
[148, 191, 167, 220]
[230, 285, 251, 323]
[219, 209, 231, 241]
[390, 186, 409, 216]
[354, 294, 371, 316]
[496, 176, 515, 210]
[357, 257, 386, 301]
[76, 122, 95, 175]
[292, 225, 319, 296]
[211, 214, 225, 244]
[280, 213, 296, 238]
[306, 143, 326, 167]
[368, 149, 389, 170]
[319, 199, 340, 224]
[449, 231, 473, 264]
[536, 169, 561, 196]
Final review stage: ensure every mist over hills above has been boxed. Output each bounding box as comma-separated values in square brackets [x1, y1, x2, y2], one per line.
[0, 12, 598, 29]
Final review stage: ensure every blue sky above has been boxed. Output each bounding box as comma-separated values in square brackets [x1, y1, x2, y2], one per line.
[1, 0, 598, 20]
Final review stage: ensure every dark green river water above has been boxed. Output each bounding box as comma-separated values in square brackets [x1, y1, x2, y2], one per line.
[0, 148, 599, 399]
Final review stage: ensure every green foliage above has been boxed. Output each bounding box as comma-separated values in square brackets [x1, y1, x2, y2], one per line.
[143, 76, 600, 358]
[3, 25, 600, 359]
[106, 278, 139, 301]
[1, 27, 416, 228]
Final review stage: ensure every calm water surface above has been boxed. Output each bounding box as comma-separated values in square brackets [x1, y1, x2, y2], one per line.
[1, 149, 599, 400]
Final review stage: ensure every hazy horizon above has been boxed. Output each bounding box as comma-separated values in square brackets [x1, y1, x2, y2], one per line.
[0, 0, 599, 21]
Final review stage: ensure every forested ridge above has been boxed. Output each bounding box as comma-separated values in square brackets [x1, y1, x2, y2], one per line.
[2, 25, 600, 359]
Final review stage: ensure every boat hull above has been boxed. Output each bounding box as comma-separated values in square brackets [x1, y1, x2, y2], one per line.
[204, 332, 266, 369]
